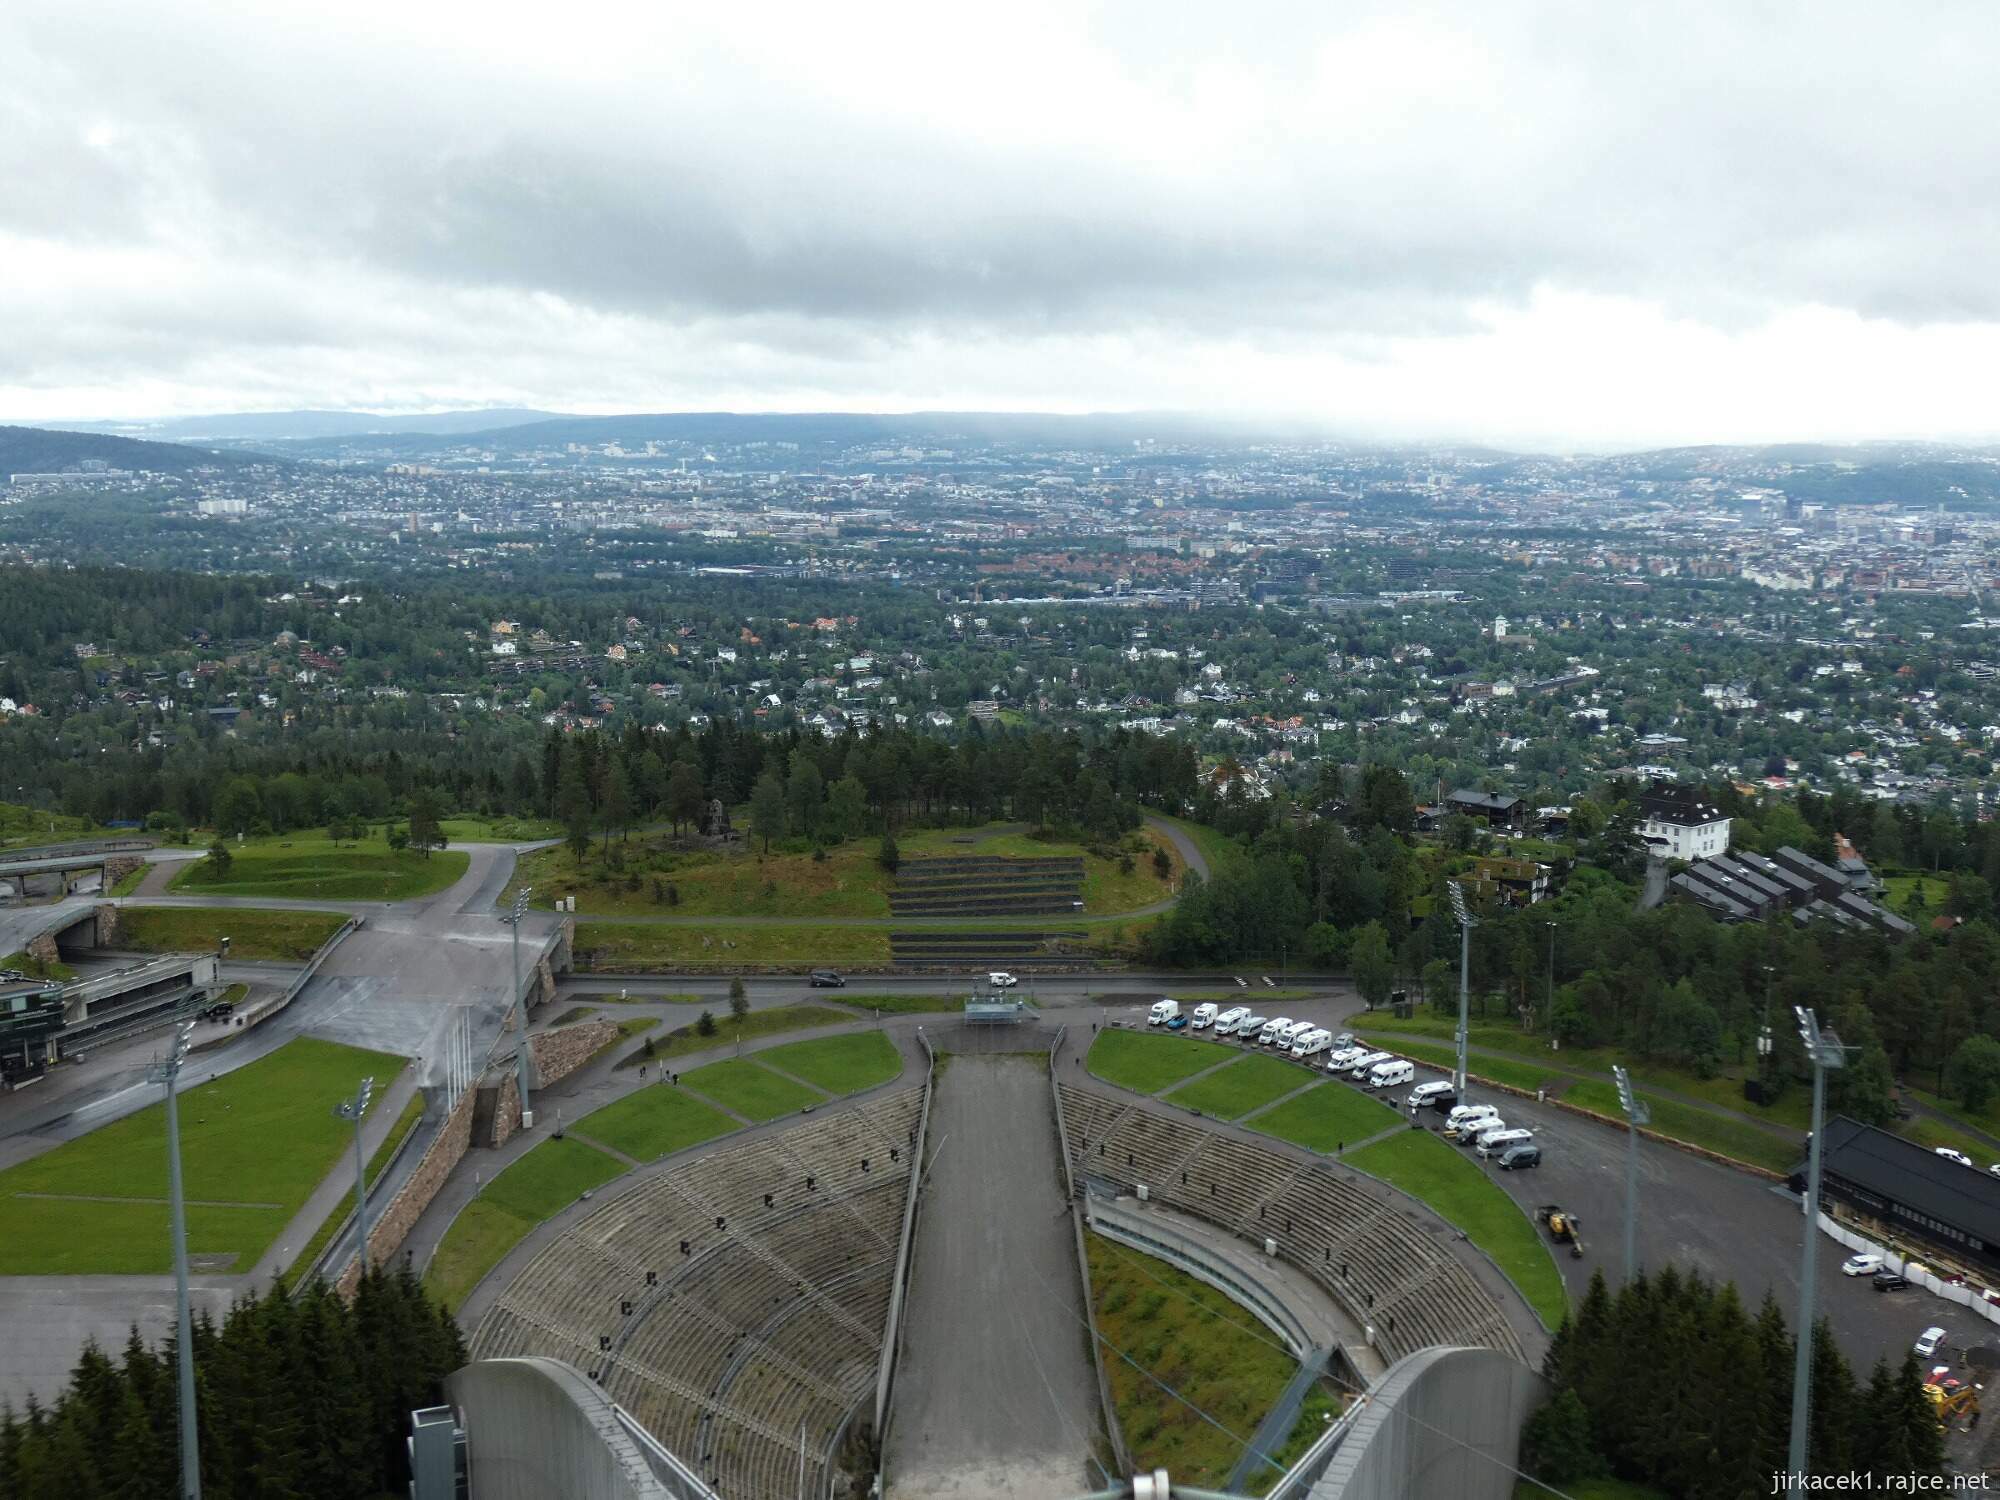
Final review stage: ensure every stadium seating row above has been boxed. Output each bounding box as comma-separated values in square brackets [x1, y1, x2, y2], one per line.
[470, 1085, 924, 1499]
[1055, 1083, 1524, 1365]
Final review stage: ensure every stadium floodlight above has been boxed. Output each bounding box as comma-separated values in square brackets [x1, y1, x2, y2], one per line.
[1788, 1005, 1850, 1485]
[504, 887, 534, 1122]
[1446, 882, 1478, 1094]
[335, 1076, 376, 1271]
[148, 1017, 202, 1500]
[1611, 1065, 1650, 1284]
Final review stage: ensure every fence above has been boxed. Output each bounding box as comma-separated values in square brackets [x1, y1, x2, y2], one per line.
[1817, 1212, 2000, 1328]
[1051, 1049, 1135, 1480]
[873, 1027, 937, 1444]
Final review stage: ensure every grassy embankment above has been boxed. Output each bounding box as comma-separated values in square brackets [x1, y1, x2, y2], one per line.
[115, 907, 347, 961]
[1087, 1231, 1341, 1492]
[171, 830, 468, 901]
[0, 1038, 405, 1274]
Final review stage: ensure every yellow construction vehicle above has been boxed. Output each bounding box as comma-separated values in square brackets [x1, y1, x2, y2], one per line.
[1925, 1383, 1981, 1430]
[1536, 1204, 1585, 1259]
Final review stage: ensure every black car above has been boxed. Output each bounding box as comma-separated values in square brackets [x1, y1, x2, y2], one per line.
[807, 970, 845, 988]
[1872, 1271, 1911, 1292]
[1497, 1144, 1542, 1170]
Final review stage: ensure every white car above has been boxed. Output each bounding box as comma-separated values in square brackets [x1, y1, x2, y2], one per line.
[1935, 1147, 1973, 1167]
[988, 972, 1018, 988]
[1915, 1326, 1948, 1357]
[1841, 1253, 1883, 1277]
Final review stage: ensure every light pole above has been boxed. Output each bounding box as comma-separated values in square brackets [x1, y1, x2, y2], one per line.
[505, 887, 534, 1125]
[1789, 1005, 1850, 1484]
[1612, 1065, 1649, 1285]
[148, 1016, 202, 1500]
[335, 1076, 375, 1272]
[1446, 881, 1478, 1095]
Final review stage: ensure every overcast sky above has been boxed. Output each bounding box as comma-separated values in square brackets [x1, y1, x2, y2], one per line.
[5, 1, 1998, 448]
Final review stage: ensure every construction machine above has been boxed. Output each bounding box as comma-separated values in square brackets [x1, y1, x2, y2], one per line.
[1926, 1383, 1981, 1430]
[1537, 1204, 1585, 1259]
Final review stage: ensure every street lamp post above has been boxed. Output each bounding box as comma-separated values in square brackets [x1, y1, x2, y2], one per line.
[1446, 882, 1478, 1095]
[335, 1076, 375, 1272]
[505, 887, 534, 1125]
[1612, 1065, 1650, 1285]
[148, 1017, 203, 1500]
[1789, 1005, 1851, 1484]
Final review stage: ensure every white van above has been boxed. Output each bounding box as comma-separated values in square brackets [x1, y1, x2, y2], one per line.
[1213, 1005, 1251, 1036]
[1406, 1081, 1454, 1111]
[1477, 1128, 1534, 1159]
[1367, 1058, 1415, 1091]
[1465, 1120, 1513, 1151]
[1275, 1020, 1312, 1051]
[1148, 999, 1181, 1027]
[1445, 1104, 1500, 1137]
[1257, 1016, 1294, 1047]
[1346, 1050, 1393, 1079]
[1290, 1029, 1331, 1060]
[1325, 1045, 1365, 1071]
[1190, 1002, 1220, 1031]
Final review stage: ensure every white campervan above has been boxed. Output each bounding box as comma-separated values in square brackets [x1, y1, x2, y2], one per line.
[1325, 1046, 1366, 1072]
[1406, 1081, 1454, 1111]
[1346, 1050, 1393, 1080]
[1190, 1003, 1220, 1031]
[1290, 1028, 1331, 1060]
[1274, 1020, 1313, 1051]
[1367, 1058, 1415, 1091]
[1213, 1006, 1251, 1036]
[1147, 999, 1181, 1027]
[1256, 1016, 1294, 1047]
[1476, 1128, 1534, 1159]
[1445, 1104, 1500, 1137]
[1465, 1120, 1514, 1151]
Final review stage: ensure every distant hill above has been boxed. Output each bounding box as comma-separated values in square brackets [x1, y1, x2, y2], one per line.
[44, 408, 562, 443]
[0, 425, 269, 478]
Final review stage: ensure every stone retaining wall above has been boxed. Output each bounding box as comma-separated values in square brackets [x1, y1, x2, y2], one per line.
[337, 1084, 479, 1296]
[102, 854, 143, 888]
[479, 1017, 622, 1149]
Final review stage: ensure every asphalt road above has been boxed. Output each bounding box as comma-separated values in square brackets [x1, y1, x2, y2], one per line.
[884, 1054, 1105, 1500]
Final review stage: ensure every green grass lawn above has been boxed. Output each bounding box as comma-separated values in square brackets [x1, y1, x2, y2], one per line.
[575, 920, 894, 968]
[1883, 873, 1948, 915]
[439, 815, 563, 842]
[574, 1086, 737, 1162]
[278, 1088, 426, 1289]
[757, 1031, 902, 1094]
[1087, 1030, 1234, 1094]
[1355, 1033, 1560, 1095]
[575, 990, 703, 1004]
[1086, 1230, 1339, 1492]
[1343, 1130, 1569, 1330]
[423, 1136, 627, 1311]
[1896, 1110, 1996, 1170]
[1164, 1054, 1314, 1121]
[1169, 989, 1311, 1002]
[679, 1057, 825, 1121]
[171, 832, 468, 901]
[0, 801, 100, 849]
[106, 863, 149, 897]
[115, 906, 347, 961]
[615, 1004, 852, 1068]
[1250, 1082, 1401, 1153]
[0, 1037, 405, 1274]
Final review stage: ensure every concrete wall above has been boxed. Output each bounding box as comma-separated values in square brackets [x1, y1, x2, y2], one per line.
[446, 1356, 699, 1500]
[338, 1084, 479, 1296]
[1311, 1346, 1544, 1500]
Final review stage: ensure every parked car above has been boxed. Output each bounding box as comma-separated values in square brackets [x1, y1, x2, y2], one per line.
[1873, 1273, 1911, 1293]
[1213, 1006, 1251, 1036]
[1330, 1032, 1356, 1049]
[1935, 1147, 1973, 1167]
[988, 972, 1018, 988]
[1915, 1326, 1949, 1357]
[1165, 1014, 1189, 1030]
[1497, 1143, 1542, 1170]
[807, 970, 845, 988]
[1841, 1253, 1884, 1277]
[1236, 1014, 1269, 1042]
[0, 969, 25, 982]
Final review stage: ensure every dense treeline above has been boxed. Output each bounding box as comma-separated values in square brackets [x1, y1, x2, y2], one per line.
[0, 1265, 464, 1499]
[1523, 1269, 1945, 1497]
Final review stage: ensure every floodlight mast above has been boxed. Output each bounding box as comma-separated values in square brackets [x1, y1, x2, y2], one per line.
[1612, 1064, 1650, 1285]
[335, 1076, 376, 1271]
[1446, 882, 1477, 1094]
[506, 887, 534, 1121]
[149, 1019, 202, 1500]
[1788, 1005, 1849, 1484]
